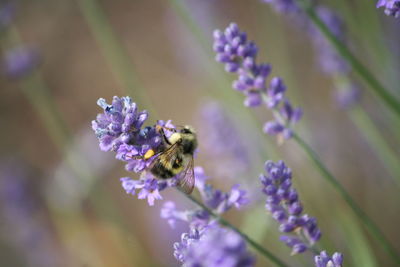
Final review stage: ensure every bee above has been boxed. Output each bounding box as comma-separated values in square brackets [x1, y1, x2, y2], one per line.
[143, 125, 197, 194]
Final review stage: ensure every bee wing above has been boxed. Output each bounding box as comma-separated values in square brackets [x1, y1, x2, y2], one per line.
[177, 156, 195, 194]
[148, 141, 181, 169]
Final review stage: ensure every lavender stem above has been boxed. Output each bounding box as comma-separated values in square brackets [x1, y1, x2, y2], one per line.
[179, 189, 290, 267]
[348, 104, 400, 186]
[7, 26, 147, 265]
[297, 0, 400, 119]
[333, 75, 400, 186]
[292, 132, 400, 264]
[77, 0, 157, 116]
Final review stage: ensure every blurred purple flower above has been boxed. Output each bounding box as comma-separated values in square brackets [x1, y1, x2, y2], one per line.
[160, 167, 251, 265]
[176, 225, 255, 267]
[377, 0, 400, 18]
[314, 251, 344, 267]
[262, 1, 348, 75]
[2, 46, 40, 78]
[199, 102, 251, 179]
[161, 201, 211, 230]
[260, 160, 322, 254]
[160, 201, 188, 228]
[174, 226, 202, 263]
[195, 167, 249, 214]
[260, 0, 299, 14]
[213, 23, 302, 141]
[0, 2, 15, 28]
[262, 2, 362, 109]
[335, 86, 361, 109]
[0, 160, 63, 266]
[311, 7, 350, 75]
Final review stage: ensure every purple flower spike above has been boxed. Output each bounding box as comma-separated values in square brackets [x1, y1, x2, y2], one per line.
[0, 2, 15, 28]
[267, 77, 286, 108]
[314, 251, 343, 267]
[92, 96, 164, 173]
[120, 175, 170, 206]
[261, 0, 299, 14]
[137, 178, 163, 206]
[262, 2, 362, 108]
[199, 102, 251, 179]
[2, 46, 40, 79]
[263, 121, 285, 136]
[280, 236, 307, 255]
[260, 160, 321, 254]
[377, 0, 400, 18]
[197, 181, 249, 214]
[227, 184, 250, 209]
[177, 225, 255, 267]
[335, 84, 362, 110]
[213, 23, 302, 142]
[311, 7, 350, 75]
[92, 97, 183, 205]
[160, 201, 191, 228]
[244, 91, 262, 107]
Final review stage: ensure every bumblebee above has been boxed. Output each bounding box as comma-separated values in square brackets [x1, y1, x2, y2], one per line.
[144, 125, 197, 194]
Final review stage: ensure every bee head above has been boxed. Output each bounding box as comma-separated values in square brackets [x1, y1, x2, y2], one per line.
[180, 125, 196, 135]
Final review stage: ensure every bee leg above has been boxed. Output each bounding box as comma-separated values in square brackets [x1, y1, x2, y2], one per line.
[159, 127, 172, 145]
[126, 155, 144, 160]
[161, 126, 177, 132]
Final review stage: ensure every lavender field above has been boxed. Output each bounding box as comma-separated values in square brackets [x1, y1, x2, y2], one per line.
[1, 0, 400, 266]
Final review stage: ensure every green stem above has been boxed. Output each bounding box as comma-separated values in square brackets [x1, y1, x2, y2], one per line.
[167, 0, 280, 164]
[7, 26, 151, 265]
[181, 191, 289, 267]
[297, 1, 400, 118]
[333, 75, 400, 186]
[292, 132, 400, 264]
[20, 72, 94, 183]
[77, 0, 156, 116]
[349, 106, 400, 185]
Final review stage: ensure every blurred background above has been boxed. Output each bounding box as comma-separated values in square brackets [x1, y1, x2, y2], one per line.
[1, 0, 400, 266]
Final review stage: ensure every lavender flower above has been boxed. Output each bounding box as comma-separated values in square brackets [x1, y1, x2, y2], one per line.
[377, 0, 400, 18]
[311, 7, 349, 75]
[92, 97, 166, 172]
[335, 85, 361, 110]
[160, 166, 251, 265]
[93, 97, 249, 207]
[262, 2, 362, 109]
[260, 160, 321, 254]
[120, 175, 172, 206]
[2, 46, 40, 78]
[314, 251, 344, 267]
[161, 201, 211, 231]
[195, 167, 249, 213]
[161, 201, 190, 228]
[174, 226, 203, 263]
[262, 2, 348, 75]
[179, 226, 255, 267]
[92, 96, 177, 205]
[0, 2, 15, 29]
[213, 23, 302, 141]
[92, 96, 150, 152]
[0, 160, 63, 266]
[261, 0, 299, 14]
[198, 102, 250, 179]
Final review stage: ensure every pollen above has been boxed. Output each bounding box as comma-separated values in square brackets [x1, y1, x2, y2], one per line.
[144, 149, 155, 159]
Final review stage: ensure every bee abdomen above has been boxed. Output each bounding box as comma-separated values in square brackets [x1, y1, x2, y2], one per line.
[150, 161, 175, 179]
